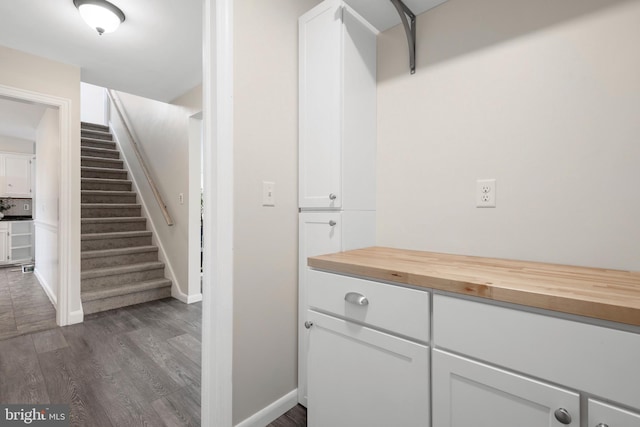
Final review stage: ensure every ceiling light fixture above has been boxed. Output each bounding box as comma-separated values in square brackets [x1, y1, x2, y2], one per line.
[73, 0, 125, 35]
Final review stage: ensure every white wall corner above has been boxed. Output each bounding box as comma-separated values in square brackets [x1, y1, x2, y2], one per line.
[234, 390, 298, 427]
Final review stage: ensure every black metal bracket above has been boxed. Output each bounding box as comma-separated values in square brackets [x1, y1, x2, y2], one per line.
[389, 0, 417, 74]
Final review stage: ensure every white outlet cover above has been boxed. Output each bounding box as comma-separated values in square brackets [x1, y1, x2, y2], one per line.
[476, 179, 496, 208]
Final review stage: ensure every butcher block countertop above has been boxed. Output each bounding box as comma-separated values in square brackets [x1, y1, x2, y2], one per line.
[308, 247, 640, 327]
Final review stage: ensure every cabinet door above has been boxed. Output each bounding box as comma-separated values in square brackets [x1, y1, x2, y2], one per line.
[298, 212, 342, 406]
[589, 399, 640, 427]
[433, 349, 580, 427]
[307, 310, 429, 427]
[0, 225, 8, 263]
[299, 1, 343, 208]
[4, 155, 32, 196]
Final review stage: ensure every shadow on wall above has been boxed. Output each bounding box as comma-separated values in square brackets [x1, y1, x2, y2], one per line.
[378, 0, 635, 81]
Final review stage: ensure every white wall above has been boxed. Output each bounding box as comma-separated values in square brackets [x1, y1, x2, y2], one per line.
[0, 135, 34, 154]
[80, 82, 107, 126]
[232, 0, 320, 424]
[376, 0, 640, 270]
[34, 108, 60, 303]
[0, 44, 82, 324]
[171, 84, 203, 113]
[110, 91, 193, 300]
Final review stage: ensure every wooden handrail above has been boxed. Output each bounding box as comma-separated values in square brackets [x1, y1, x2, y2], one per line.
[106, 89, 175, 226]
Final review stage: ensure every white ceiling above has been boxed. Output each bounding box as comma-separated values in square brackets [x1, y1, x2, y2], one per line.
[0, 0, 203, 103]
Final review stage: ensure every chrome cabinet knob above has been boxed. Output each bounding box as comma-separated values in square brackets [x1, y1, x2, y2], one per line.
[554, 408, 572, 425]
[595, 424, 609, 427]
[329, 193, 337, 200]
[344, 292, 369, 306]
[304, 321, 313, 329]
[328, 220, 336, 227]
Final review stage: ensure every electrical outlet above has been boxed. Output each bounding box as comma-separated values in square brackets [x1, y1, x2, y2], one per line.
[476, 179, 496, 208]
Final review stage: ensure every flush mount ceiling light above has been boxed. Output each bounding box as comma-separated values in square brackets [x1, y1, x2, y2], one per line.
[73, 0, 125, 35]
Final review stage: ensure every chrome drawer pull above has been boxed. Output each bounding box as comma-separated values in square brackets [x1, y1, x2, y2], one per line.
[554, 408, 572, 425]
[328, 220, 337, 227]
[345, 292, 368, 306]
[329, 193, 337, 200]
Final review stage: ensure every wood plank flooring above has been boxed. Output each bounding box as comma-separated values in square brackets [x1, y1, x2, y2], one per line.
[0, 298, 201, 427]
[1, 292, 308, 427]
[0, 266, 57, 341]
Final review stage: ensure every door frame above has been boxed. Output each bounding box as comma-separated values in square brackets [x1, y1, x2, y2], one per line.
[202, 0, 234, 425]
[0, 84, 80, 327]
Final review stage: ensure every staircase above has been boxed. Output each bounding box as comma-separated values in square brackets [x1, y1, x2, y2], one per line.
[80, 122, 172, 314]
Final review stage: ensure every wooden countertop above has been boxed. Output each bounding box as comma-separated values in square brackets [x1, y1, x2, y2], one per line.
[308, 247, 640, 327]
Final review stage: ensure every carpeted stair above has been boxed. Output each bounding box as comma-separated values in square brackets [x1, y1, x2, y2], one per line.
[80, 122, 172, 314]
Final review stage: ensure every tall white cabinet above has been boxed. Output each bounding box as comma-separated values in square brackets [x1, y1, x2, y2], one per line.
[298, 0, 377, 407]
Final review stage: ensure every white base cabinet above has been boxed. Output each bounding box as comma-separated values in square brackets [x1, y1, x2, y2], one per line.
[589, 399, 640, 427]
[0, 223, 7, 263]
[432, 349, 580, 427]
[307, 311, 429, 427]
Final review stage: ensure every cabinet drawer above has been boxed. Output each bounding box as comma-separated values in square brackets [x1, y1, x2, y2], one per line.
[308, 269, 429, 342]
[433, 294, 640, 409]
[589, 399, 640, 426]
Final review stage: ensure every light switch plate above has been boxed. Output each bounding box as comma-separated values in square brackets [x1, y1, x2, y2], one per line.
[263, 181, 275, 206]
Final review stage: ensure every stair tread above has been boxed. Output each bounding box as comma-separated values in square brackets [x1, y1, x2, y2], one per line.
[81, 190, 136, 195]
[81, 122, 109, 130]
[81, 137, 115, 143]
[81, 177, 132, 183]
[81, 230, 151, 239]
[81, 245, 158, 258]
[81, 156, 123, 163]
[81, 261, 165, 279]
[81, 216, 145, 223]
[81, 166, 126, 172]
[81, 203, 141, 207]
[81, 278, 171, 302]
[81, 146, 119, 153]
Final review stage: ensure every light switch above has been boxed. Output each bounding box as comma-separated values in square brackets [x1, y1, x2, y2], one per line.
[179, 193, 184, 205]
[262, 181, 275, 206]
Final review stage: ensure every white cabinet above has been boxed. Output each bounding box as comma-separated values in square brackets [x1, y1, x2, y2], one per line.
[299, 0, 376, 210]
[2, 154, 33, 197]
[307, 311, 429, 427]
[0, 223, 7, 263]
[432, 349, 580, 427]
[9, 221, 34, 263]
[589, 399, 640, 427]
[305, 271, 430, 427]
[298, 212, 375, 405]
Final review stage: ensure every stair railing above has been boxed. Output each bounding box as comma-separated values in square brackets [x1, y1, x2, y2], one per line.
[106, 89, 175, 226]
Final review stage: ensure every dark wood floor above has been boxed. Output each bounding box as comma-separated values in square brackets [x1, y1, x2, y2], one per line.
[1, 291, 307, 427]
[268, 404, 307, 426]
[0, 297, 201, 427]
[0, 266, 57, 341]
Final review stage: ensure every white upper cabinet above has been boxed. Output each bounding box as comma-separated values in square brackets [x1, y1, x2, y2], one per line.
[299, 1, 376, 210]
[1, 154, 33, 197]
[344, 0, 447, 31]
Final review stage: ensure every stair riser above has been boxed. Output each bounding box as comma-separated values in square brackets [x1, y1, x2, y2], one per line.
[81, 250, 159, 270]
[81, 181, 132, 192]
[81, 148, 120, 159]
[81, 130, 113, 141]
[81, 123, 110, 132]
[81, 140, 117, 150]
[81, 220, 146, 234]
[81, 169, 128, 180]
[82, 267, 165, 290]
[81, 206, 141, 218]
[81, 235, 152, 251]
[81, 194, 137, 204]
[81, 158, 124, 169]
[82, 287, 172, 315]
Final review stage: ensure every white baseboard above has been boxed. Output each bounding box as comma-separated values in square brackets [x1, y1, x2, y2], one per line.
[235, 389, 298, 427]
[67, 309, 84, 325]
[186, 293, 203, 303]
[34, 268, 57, 308]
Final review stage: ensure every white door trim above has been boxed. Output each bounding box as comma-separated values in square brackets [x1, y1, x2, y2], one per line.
[0, 83, 81, 326]
[202, 0, 234, 425]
